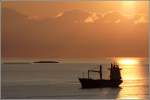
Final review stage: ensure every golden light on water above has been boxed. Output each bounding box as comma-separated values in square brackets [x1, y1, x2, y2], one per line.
[115, 58, 145, 80]
[116, 57, 148, 99]
[117, 58, 139, 65]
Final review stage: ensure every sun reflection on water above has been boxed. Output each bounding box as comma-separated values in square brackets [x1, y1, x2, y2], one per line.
[117, 58, 139, 65]
[115, 57, 147, 80]
[114, 57, 149, 99]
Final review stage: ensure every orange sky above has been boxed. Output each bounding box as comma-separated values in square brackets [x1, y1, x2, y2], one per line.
[2, 1, 149, 59]
[3, 1, 149, 19]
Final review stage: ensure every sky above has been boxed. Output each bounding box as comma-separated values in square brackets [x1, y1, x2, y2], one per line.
[2, 1, 149, 59]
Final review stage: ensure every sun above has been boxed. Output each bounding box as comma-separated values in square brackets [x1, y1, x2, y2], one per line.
[122, 1, 136, 5]
[120, 1, 137, 13]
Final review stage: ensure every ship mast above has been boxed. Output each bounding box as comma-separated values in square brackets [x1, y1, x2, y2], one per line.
[87, 64, 103, 80]
[99, 65, 102, 80]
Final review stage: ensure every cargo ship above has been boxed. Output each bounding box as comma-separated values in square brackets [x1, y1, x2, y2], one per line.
[79, 64, 123, 88]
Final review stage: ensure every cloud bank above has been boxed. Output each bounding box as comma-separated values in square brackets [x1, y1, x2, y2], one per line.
[2, 8, 148, 58]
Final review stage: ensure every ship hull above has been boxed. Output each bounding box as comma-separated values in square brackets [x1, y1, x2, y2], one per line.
[79, 78, 123, 88]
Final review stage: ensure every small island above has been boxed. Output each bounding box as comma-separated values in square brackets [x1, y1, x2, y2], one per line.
[33, 61, 59, 63]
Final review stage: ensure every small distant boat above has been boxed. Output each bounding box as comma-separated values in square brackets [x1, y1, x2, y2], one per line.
[79, 64, 123, 88]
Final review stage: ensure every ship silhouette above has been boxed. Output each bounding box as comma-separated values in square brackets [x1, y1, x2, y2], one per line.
[79, 63, 123, 88]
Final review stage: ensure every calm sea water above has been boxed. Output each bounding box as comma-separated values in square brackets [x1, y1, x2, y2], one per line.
[1, 58, 149, 99]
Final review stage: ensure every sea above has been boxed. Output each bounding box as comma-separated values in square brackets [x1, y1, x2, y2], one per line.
[1, 57, 149, 99]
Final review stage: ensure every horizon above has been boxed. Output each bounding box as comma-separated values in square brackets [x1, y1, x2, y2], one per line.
[2, 57, 148, 65]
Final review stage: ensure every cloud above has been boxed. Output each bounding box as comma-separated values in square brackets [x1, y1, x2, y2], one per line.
[84, 12, 99, 23]
[56, 10, 90, 22]
[102, 11, 122, 23]
[27, 15, 41, 20]
[115, 19, 121, 23]
[55, 12, 64, 18]
[122, 13, 148, 24]
[134, 15, 148, 24]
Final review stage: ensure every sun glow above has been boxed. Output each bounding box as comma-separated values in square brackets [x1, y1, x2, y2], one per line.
[117, 58, 139, 65]
[120, 1, 137, 13]
[122, 1, 136, 5]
